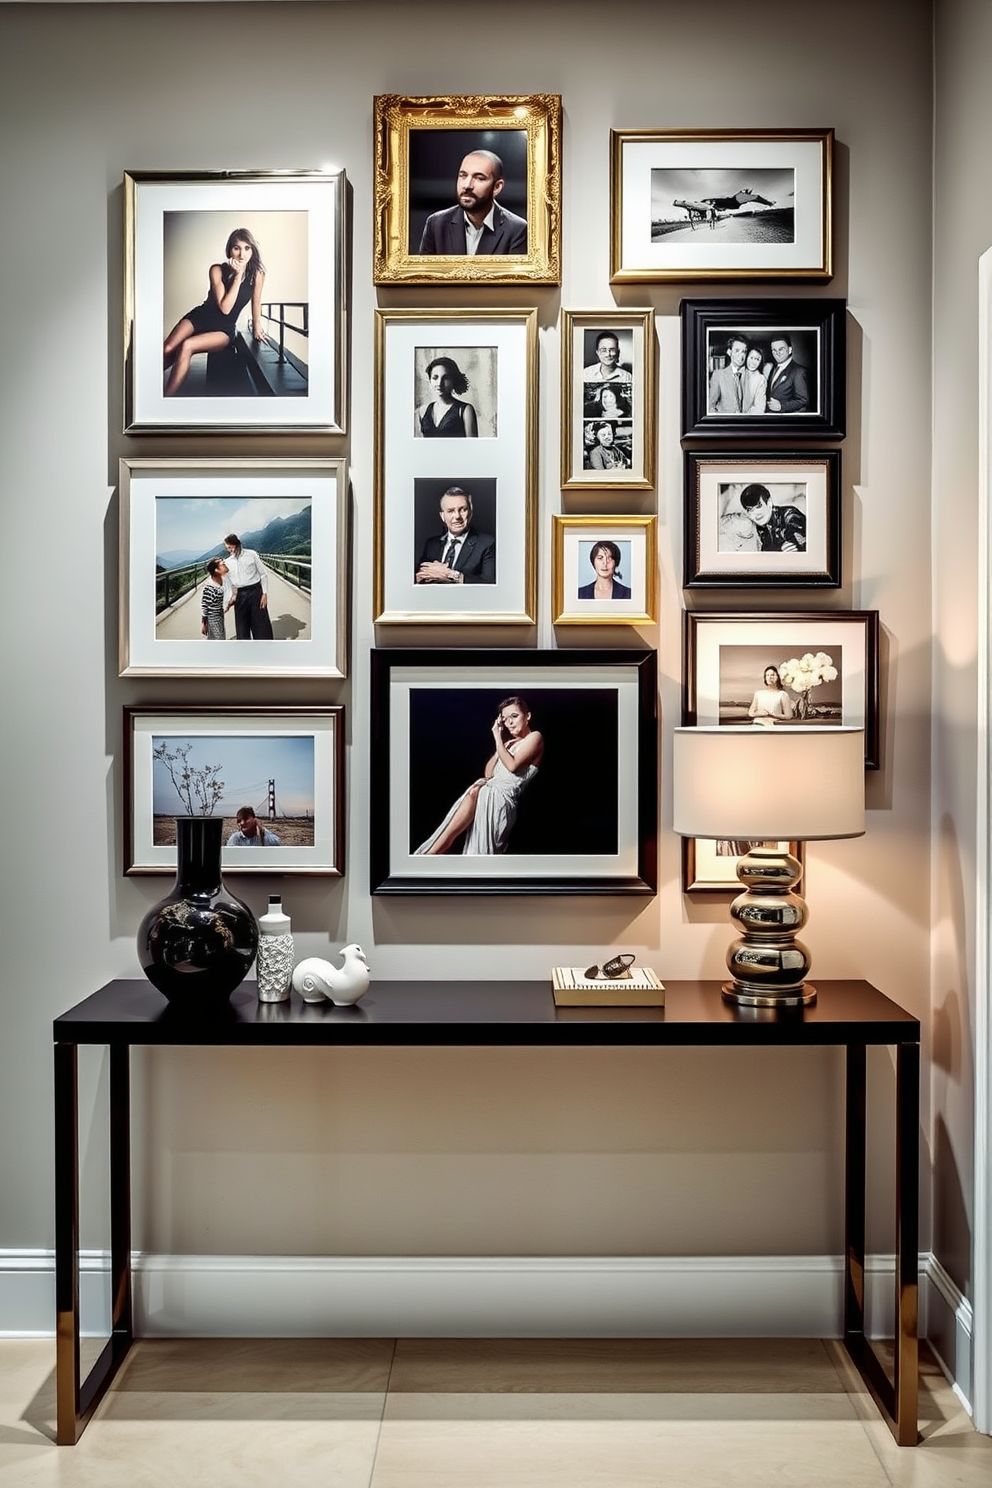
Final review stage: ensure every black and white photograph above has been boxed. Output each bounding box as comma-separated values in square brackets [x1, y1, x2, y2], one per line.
[681, 299, 846, 439]
[119, 458, 348, 678]
[413, 479, 497, 587]
[610, 129, 832, 283]
[375, 309, 537, 625]
[125, 705, 345, 874]
[684, 612, 880, 767]
[561, 310, 655, 489]
[374, 94, 561, 285]
[551, 516, 658, 626]
[414, 344, 498, 438]
[370, 649, 658, 893]
[125, 170, 346, 433]
[684, 452, 840, 587]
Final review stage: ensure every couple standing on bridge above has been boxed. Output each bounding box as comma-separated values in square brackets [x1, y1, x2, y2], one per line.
[201, 535, 273, 642]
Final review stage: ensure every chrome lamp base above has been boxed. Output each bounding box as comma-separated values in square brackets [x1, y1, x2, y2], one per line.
[721, 845, 816, 1009]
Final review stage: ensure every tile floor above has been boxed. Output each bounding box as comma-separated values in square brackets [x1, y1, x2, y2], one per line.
[0, 1336, 989, 1487]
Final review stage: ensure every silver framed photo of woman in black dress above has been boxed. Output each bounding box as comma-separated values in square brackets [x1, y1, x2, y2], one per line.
[124, 169, 347, 434]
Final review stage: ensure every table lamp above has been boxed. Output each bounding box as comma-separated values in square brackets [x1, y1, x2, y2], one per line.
[672, 726, 865, 1009]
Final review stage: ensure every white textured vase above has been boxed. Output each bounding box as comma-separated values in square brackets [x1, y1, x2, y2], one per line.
[256, 896, 294, 1003]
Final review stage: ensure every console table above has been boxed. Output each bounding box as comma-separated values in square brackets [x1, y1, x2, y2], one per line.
[54, 978, 920, 1446]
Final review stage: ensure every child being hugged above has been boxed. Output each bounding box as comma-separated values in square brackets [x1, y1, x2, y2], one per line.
[201, 558, 232, 640]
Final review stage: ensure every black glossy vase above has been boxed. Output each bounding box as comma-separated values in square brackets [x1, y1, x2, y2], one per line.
[137, 817, 258, 1008]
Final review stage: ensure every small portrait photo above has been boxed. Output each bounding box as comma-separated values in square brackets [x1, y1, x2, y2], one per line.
[408, 686, 618, 857]
[163, 210, 309, 400]
[582, 326, 635, 390]
[716, 481, 807, 554]
[705, 325, 820, 418]
[583, 382, 633, 421]
[413, 345, 498, 438]
[551, 515, 656, 626]
[413, 478, 498, 587]
[409, 129, 528, 257]
[718, 643, 843, 727]
[155, 494, 312, 645]
[583, 419, 633, 472]
[650, 167, 796, 245]
[152, 732, 316, 849]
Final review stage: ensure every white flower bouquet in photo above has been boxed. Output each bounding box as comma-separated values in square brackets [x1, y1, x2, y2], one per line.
[779, 651, 838, 720]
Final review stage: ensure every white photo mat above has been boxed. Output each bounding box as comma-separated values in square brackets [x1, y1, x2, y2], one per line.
[127, 708, 343, 875]
[552, 516, 656, 625]
[613, 134, 829, 280]
[126, 172, 345, 432]
[691, 618, 867, 729]
[693, 457, 831, 579]
[120, 459, 347, 678]
[374, 311, 537, 624]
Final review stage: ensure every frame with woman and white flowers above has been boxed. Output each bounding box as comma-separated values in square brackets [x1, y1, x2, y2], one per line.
[683, 611, 880, 769]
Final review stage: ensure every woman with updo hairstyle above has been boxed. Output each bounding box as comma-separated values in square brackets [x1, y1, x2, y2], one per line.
[415, 696, 543, 855]
[416, 355, 479, 437]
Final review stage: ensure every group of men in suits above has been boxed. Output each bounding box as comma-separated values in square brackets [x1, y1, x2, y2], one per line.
[707, 331, 810, 416]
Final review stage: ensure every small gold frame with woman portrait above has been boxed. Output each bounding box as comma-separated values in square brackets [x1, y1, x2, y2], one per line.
[373, 94, 561, 285]
[552, 516, 657, 626]
[560, 310, 656, 490]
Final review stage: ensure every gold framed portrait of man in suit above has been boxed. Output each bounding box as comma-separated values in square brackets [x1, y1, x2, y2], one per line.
[373, 94, 561, 285]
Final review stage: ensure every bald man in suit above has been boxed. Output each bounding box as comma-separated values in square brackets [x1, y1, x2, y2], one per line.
[418, 150, 527, 256]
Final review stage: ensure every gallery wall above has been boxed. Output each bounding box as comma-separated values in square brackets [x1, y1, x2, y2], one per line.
[0, 0, 953, 1334]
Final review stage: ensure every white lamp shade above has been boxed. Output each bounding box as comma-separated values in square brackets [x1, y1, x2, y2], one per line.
[672, 726, 865, 841]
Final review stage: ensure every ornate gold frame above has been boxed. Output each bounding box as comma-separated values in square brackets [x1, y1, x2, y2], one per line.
[552, 515, 657, 627]
[373, 94, 561, 285]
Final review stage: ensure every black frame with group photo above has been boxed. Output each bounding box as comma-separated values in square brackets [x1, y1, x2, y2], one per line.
[681, 298, 846, 440]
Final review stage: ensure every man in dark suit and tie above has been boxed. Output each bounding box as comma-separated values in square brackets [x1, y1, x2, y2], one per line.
[765, 335, 810, 413]
[418, 151, 528, 256]
[416, 488, 496, 585]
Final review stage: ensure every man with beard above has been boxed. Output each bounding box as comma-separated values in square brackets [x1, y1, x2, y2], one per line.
[418, 150, 528, 255]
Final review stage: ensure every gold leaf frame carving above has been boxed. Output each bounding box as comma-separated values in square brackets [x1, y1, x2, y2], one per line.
[374, 94, 561, 285]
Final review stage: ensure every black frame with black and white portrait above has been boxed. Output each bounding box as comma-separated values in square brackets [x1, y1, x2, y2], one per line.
[370, 649, 658, 895]
[373, 94, 561, 285]
[374, 309, 537, 627]
[684, 450, 841, 588]
[681, 298, 846, 440]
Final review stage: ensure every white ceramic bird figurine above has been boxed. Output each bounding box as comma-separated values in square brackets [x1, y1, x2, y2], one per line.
[292, 945, 371, 1006]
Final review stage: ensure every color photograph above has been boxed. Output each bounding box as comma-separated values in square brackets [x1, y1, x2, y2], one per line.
[408, 128, 528, 257]
[152, 733, 316, 848]
[552, 515, 657, 626]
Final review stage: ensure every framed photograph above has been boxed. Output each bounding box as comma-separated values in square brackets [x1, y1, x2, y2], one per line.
[610, 128, 833, 283]
[124, 705, 344, 875]
[373, 94, 561, 285]
[684, 451, 840, 588]
[683, 838, 804, 893]
[374, 309, 537, 626]
[552, 516, 657, 625]
[560, 310, 656, 490]
[684, 612, 880, 769]
[119, 458, 348, 678]
[124, 169, 347, 434]
[370, 649, 658, 895]
[681, 298, 845, 440]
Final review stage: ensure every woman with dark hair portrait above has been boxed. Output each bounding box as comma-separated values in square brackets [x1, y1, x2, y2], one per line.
[415, 696, 543, 855]
[741, 344, 768, 415]
[163, 226, 266, 396]
[222, 533, 274, 640]
[748, 665, 795, 725]
[416, 356, 479, 437]
[578, 541, 631, 601]
[585, 420, 630, 471]
[584, 384, 631, 421]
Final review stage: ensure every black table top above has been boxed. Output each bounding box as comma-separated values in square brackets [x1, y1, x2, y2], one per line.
[53, 979, 920, 1048]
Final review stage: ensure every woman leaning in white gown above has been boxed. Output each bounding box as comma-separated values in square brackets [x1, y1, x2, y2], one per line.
[415, 696, 544, 855]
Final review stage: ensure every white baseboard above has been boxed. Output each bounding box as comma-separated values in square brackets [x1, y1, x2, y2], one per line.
[0, 1249, 935, 1345]
[924, 1253, 974, 1413]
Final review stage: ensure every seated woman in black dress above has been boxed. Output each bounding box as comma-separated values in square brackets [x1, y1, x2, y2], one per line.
[416, 356, 479, 437]
[163, 227, 266, 396]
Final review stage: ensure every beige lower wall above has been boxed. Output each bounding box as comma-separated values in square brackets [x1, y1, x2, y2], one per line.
[0, 1, 940, 1274]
